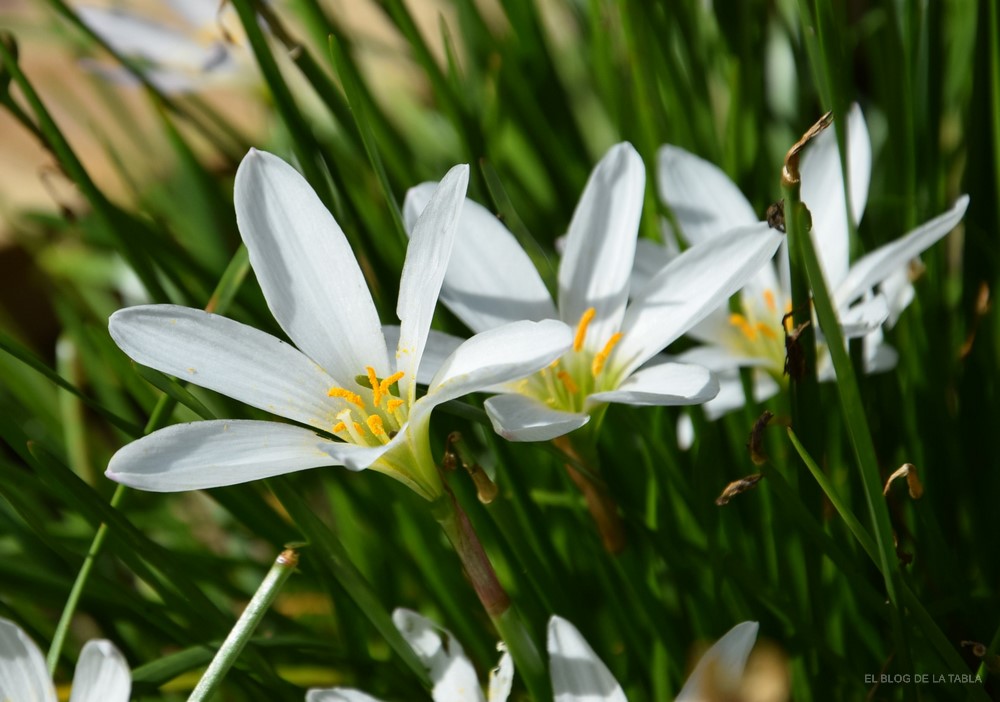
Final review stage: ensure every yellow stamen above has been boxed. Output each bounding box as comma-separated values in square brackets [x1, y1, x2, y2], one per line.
[328, 387, 364, 407]
[332, 421, 346, 434]
[756, 323, 777, 340]
[574, 307, 596, 352]
[729, 313, 757, 341]
[366, 366, 381, 406]
[763, 289, 777, 313]
[591, 332, 623, 376]
[366, 415, 386, 437]
[556, 370, 579, 394]
[387, 398, 404, 413]
[379, 371, 405, 399]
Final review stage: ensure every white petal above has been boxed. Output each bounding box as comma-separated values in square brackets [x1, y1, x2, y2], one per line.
[863, 326, 899, 374]
[547, 616, 626, 702]
[674, 345, 771, 372]
[166, 0, 221, 28]
[395, 165, 470, 405]
[307, 689, 385, 702]
[800, 103, 871, 288]
[109, 305, 342, 430]
[614, 224, 783, 376]
[487, 648, 514, 702]
[630, 237, 675, 292]
[880, 268, 915, 327]
[391, 610, 485, 702]
[656, 145, 759, 244]
[676, 621, 759, 701]
[839, 294, 890, 338]
[588, 362, 718, 407]
[833, 195, 969, 308]
[78, 59, 200, 93]
[320, 432, 399, 473]
[0, 618, 56, 702]
[382, 325, 466, 385]
[422, 320, 573, 413]
[404, 184, 557, 333]
[484, 394, 589, 442]
[235, 149, 389, 387]
[559, 143, 644, 352]
[75, 7, 221, 70]
[69, 641, 130, 702]
[106, 420, 345, 492]
[701, 372, 780, 421]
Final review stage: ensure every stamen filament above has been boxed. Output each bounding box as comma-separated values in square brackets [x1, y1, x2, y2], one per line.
[337, 409, 366, 444]
[729, 313, 758, 341]
[757, 323, 778, 340]
[591, 332, 623, 376]
[556, 370, 579, 394]
[574, 307, 596, 352]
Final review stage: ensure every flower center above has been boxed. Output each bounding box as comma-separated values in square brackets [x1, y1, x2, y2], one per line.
[519, 307, 622, 412]
[328, 367, 408, 446]
[724, 288, 789, 375]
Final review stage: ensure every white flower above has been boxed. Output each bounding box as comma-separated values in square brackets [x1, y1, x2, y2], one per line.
[403, 143, 783, 442]
[74, 0, 247, 93]
[105, 150, 572, 500]
[307, 609, 513, 702]
[656, 104, 969, 420]
[547, 617, 759, 701]
[0, 617, 130, 702]
[311, 611, 758, 702]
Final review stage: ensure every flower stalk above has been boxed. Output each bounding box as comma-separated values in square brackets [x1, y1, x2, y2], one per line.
[432, 477, 549, 700]
[188, 548, 299, 702]
[552, 434, 626, 555]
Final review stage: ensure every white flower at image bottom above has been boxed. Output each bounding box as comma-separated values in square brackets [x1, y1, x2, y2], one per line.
[105, 150, 572, 500]
[0, 617, 130, 702]
[655, 104, 969, 420]
[403, 142, 784, 443]
[308, 610, 759, 702]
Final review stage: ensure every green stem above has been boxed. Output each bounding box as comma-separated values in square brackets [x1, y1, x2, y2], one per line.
[782, 160, 912, 677]
[46, 484, 126, 675]
[187, 549, 298, 702]
[432, 491, 549, 701]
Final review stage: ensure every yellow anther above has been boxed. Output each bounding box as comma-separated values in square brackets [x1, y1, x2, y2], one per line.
[366, 415, 386, 437]
[366, 366, 381, 406]
[591, 332, 623, 376]
[332, 421, 346, 434]
[328, 387, 364, 407]
[387, 398, 404, 413]
[556, 370, 579, 394]
[756, 323, 778, 340]
[573, 307, 596, 352]
[379, 371, 405, 399]
[763, 289, 777, 313]
[729, 313, 758, 341]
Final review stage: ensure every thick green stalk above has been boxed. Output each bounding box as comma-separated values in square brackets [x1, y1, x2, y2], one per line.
[431, 491, 550, 701]
[187, 549, 299, 702]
